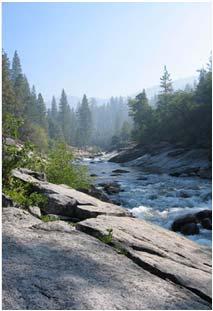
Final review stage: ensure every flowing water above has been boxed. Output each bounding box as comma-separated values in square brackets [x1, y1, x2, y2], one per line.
[81, 154, 212, 247]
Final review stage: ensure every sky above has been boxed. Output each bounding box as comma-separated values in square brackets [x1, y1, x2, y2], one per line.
[3, 2, 212, 101]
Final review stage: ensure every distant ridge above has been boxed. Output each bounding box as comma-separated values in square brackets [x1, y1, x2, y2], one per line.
[46, 76, 197, 109]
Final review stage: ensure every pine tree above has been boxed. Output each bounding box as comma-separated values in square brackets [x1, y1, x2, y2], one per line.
[11, 50, 22, 82]
[51, 96, 58, 120]
[128, 89, 152, 142]
[13, 74, 30, 116]
[67, 105, 77, 145]
[58, 89, 70, 142]
[37, 93, 47, 129]
[160, 66, 173, 93]
[31, 86, 39, 122]
[120, 121, 131, 144]
[76, 94, 92, 147]
[2, 51, 16, 116]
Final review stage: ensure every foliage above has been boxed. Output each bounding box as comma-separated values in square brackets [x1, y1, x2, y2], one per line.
[27, 123, 49, 152]
[76, 94, 92, 147]
[41, 215, 58, 222]
[90, 96, 130, 148]
[113, 244, 128, 255]
[99, 228, 113, 244]
[160, 65, 173, 94]
[3, 178, 47, 208]
[2, 113, 24, 140]
[36, 93, 47, 129]
[3, 140, 46, 186]
[128, 60, 212, 149]
[128, 89, 153, 143]
[2, 51, 16, 118]
[45, 142, 91, 189]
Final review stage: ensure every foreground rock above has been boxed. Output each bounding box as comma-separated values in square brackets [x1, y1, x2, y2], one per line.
[77, 215, 212, 304]
[109, 143, 211, 179]
[11, 168, 129, 220]
[3, 208, 211, 310]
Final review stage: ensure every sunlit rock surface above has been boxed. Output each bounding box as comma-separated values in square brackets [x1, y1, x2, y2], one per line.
[3, 208, 212, 310]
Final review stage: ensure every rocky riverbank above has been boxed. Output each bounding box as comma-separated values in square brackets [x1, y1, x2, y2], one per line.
[2, 168, 212, 310]
[109, 142, 211, 179]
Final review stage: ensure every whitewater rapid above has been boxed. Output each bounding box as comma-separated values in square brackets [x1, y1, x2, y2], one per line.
[82, 155, 212, 247]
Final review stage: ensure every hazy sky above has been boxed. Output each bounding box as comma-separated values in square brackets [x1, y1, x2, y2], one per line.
[3, 2, 212, 100]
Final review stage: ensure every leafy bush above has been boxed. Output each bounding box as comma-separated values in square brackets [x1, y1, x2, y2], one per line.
[3, 114, 91, 210]
[41, 215, 58, 222]
[3, 178, 47, 208]
[27, 123, 49, 152]
[3, 141, 46, 186]
[2, 113, 24, 140]
[45, 142, 91, 189]
[99, 228, 113, 244]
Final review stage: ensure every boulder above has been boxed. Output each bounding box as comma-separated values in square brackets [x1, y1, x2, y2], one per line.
[137, 176, 148, 181]
[171, 214, 198, 232]
[3, 208, 211, 310]
[79, 185, 113, 203]
[77, 215, 212, 304]
[111, 169, 130, 174]
[99, 182, 123, 195]
[17, 168, 47, 181]
[180, 223, 200, 235]
[196, 210, 212, 221]
[201, 218, 212, 230]
[171, 210, 212, 234]
[11, 169, 129, 220]
[27, 206, 41, 218]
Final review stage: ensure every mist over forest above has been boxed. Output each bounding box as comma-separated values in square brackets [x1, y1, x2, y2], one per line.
[4, 49, 207, 152]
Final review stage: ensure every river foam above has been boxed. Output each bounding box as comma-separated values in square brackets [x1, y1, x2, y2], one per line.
[83, 156, 212, 247]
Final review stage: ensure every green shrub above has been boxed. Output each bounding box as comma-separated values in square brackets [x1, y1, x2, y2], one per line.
[99, 228, 113, 244]
[3, 140, 46, 187]
[3, 178, 47, 208]
[27, 123, 49, 152]
[45, 142, 91, 189]
[2, 113, 23, 140]
[41, 215, 58, 222]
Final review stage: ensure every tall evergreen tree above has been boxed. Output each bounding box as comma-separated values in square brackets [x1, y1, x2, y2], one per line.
[51, 96, 58, 120]
[76, 94, 92, 147]
[58, 89, 73, 143]
[37, 93, 47, 129]
[160, 66, 173, 93]
[13, 74, 30, 116]
[2, 51, 16, 116]
[128, 89, 152, 142]
[11, 50, 22, 82]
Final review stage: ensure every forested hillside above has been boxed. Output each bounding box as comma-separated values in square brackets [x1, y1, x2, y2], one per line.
[2, 50, 212, 153]
[2, 50, 131, 150]
[128, 61, 212, 151]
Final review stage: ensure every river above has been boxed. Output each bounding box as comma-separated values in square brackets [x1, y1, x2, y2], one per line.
[81, 153, 212, 247]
